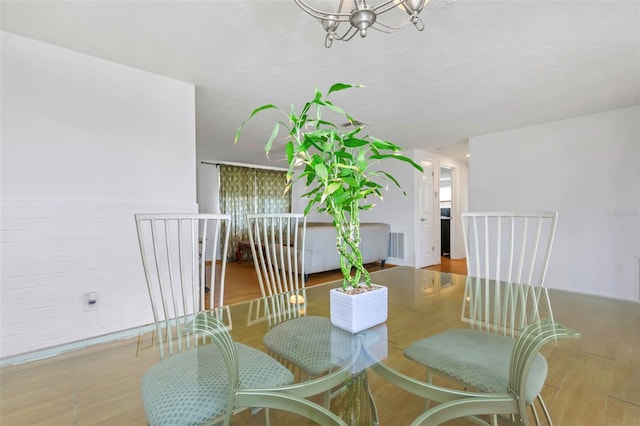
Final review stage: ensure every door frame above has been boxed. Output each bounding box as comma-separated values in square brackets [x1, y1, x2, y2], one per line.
[414, 158, 440, 268]
[439, 163, 456, 260]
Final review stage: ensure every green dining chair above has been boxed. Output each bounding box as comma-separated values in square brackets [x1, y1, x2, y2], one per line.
[403, 210, 562, 425]
[245, 212, 380, 424]
[374, 319, 580, 425]
[142, 313, 347, 425]
[135, 214, 346, 425]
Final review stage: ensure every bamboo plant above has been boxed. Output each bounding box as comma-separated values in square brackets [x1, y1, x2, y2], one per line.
[235, 83, 422, 291]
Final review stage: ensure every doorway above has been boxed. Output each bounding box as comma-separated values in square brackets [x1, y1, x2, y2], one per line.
[439, 166, 453, 258]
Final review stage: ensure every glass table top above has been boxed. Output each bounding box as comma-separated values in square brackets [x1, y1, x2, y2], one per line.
[2, 267, 638, 425]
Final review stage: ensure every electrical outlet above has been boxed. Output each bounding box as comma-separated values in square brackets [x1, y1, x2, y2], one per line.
[614, 262, 625, 275]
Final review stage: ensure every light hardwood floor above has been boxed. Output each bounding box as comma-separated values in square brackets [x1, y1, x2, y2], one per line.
[222, 255, 464, 305]
[222, 260, 390, 306]
[424, 256, 468, 276]
[1, 259, 639, 425]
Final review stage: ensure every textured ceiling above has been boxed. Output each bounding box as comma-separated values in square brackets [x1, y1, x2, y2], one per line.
[2, 0, 639, 165]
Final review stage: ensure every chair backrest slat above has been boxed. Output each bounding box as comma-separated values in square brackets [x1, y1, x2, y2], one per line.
[461, 211, 558, 337]
[462, 211, 558, 287]
[462, 276, 552, 338]
[247, 213, 306, 298]
[135, 213, 231, 360]
[247, 213, 307, 326]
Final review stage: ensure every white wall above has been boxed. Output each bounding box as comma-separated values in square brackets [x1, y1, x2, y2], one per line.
[0, 32, 197, 358]
[469, 106, 639, 300]
[197, 162, 220, 214]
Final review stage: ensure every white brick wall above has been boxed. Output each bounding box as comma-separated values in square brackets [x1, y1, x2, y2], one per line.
[1, 32, 198, 360]
[0, 198, 196, 358]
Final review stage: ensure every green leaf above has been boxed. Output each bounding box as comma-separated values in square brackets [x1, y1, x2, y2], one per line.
[371, 139, 399, 151]
[333, 190, 351, 204]
[343, 138, 369, 148]
[303, 199, 317, 216]
[370, 153, 423, 172]
[320, 181, 341, 204]
[322, 100, 354, 123]
[327, 83, 361, 95]
[300, 101, 312, 117]
[325, 182, 342, 196]
[335, 163, 360, 173]
[301, 186, 322, 199]
[333, 150, 353, 160]
[304, 129, 332, 139]
[285, 141, 294, 165]
[234, 104, 280, 143]
[314, 88, 323, 102]
[345, 127, 363, 138]
[264, 122, 280, 156]
[305, 172, 314, 186]
[314, 163, 329, 181]
[301, 136, 322, 153]
[341, 176, 358, 187]
[316, 119, 338, 129]
[380, 171, 401, 188]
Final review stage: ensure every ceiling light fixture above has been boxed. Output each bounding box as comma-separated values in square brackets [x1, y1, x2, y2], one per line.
[294, 0, 429, 48]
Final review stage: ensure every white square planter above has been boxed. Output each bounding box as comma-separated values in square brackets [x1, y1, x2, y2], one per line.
[330, 284, 388, 333]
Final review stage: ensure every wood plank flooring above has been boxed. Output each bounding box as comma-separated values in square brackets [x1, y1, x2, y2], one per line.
[222, 254, 464, 306]
[424, 256, 468, 276]
[222, 260, 390, 306]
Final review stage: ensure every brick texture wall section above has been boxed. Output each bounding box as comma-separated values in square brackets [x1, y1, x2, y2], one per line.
[0, 198, 196, 358]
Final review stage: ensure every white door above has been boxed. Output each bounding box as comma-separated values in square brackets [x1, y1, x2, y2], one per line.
[419, 160, 438, 268]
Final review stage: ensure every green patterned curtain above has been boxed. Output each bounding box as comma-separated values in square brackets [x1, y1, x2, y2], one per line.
[219, 165, 290, 261]
[255, 168, 291, 213]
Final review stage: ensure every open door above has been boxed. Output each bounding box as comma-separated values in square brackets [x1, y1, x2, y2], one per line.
[418, 160, 438, 268]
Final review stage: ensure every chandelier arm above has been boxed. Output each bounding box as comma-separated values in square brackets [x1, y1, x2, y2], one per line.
[341, 27, 360, 41]
[371, 0, 411, 14]
[369, 14, 425, 33]
[293, 0, 352, 21]
[372, 18, 411, 32]
[330, 26, 359, 42]
[369, 24, 403, 34]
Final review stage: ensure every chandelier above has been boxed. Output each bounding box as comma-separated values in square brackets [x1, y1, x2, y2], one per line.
[294, 0, 429, 48]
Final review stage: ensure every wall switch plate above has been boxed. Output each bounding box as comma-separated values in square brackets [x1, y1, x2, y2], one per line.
[84, 292, 99, 312]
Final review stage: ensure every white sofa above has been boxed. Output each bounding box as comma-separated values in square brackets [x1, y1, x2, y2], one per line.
[301, 222, 390, 278]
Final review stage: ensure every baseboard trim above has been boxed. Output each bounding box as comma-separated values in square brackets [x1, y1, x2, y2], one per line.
[0, 323, 155, 367]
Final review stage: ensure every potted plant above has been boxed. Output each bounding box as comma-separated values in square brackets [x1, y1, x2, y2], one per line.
[235, 83, 422, 332]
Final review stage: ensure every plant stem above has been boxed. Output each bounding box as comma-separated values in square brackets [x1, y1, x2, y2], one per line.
[332, 199, 371, 288]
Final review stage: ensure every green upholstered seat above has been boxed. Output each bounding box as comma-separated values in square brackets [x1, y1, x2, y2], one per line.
[142, 342, 294, 426]
[263, 316, 358, 377]
[404, 329, 547, 405]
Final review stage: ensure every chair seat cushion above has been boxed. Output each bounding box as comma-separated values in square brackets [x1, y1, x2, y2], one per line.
[404, 328, 547, 405]
[142, 342, 294, 426]
[263, 316, 358, 376]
